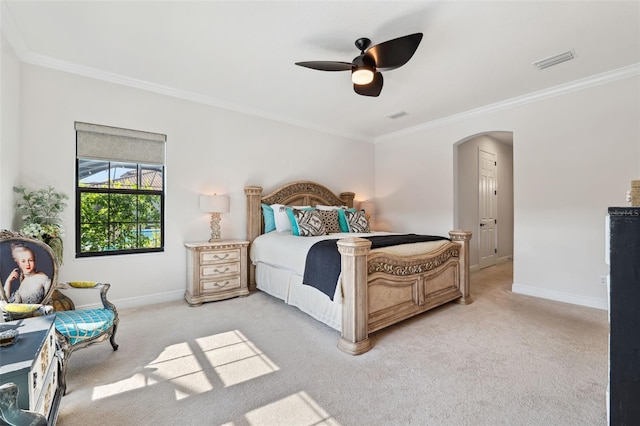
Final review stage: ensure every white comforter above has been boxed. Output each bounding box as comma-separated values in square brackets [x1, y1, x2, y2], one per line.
[249, 231, 451, 273]
[249, 231, 391, 274]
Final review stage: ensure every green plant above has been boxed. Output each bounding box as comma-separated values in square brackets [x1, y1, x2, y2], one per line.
[14, 185, 69, 264]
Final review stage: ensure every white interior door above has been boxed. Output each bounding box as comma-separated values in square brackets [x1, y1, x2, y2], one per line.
[479, 149, 497, 269]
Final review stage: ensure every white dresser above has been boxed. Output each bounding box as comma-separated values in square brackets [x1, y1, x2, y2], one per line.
[184, 240, 250, 306]
[0, 315, 62, 424]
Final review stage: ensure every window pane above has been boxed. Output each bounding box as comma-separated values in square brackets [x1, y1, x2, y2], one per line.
[78, 159, 110, 188]
[140, 224, 161, 248]
[80, 223, 108, 252]
[139, 194, 161, 222]
[110, 194, 137, 222]
[109, 223, 138, 250]
[80, 192, 109, 223]
[140, 164, 163, 190]
[110, 162, 138, 189]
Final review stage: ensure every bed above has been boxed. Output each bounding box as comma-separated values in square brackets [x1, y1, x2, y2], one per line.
[245, 181, 472, 354]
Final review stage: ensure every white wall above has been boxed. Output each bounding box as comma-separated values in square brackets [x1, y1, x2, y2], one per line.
[12, 63, 374, 308]
[375, 75, 640, 309]
[0, 33, 21, 229]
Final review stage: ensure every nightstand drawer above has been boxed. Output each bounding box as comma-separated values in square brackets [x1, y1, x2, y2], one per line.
[202, 276, 241, 291]
[201, 262, 240, 277]
[201, 249, 239, 264]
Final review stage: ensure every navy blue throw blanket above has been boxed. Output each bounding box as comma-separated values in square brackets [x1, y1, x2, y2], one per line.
[302, 234, 449, 300]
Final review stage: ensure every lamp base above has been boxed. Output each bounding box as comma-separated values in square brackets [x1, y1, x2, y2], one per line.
[209, 212, 223, 242]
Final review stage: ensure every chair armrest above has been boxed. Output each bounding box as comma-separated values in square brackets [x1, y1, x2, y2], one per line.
[55, 283, 117, 312]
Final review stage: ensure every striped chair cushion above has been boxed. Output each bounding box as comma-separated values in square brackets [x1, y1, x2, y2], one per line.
[54, 309, 115, 346]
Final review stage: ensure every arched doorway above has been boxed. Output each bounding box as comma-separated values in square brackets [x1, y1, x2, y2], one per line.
[454, 131, 514, 271]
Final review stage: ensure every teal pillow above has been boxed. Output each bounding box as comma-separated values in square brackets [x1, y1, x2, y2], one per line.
[286, 207, 315, 236]
[337, 208, 357, 232]
[261, 203, 276, 233]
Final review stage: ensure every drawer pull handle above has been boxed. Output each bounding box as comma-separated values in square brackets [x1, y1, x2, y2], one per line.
[33, 372, 38, 389]
[214, 281, 230, 288]
[215, 267, 230, 273]
[213, 253, 230, 260]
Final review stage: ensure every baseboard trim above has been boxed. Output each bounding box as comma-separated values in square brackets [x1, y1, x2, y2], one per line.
[470, 256, 512, 273]
[76, 289, 185, 310]
[512, 283, 607, 310]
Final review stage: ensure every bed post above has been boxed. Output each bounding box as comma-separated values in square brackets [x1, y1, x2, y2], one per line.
[245, 186, 263, 291]
[449, 230, 473, 304]
[340, 192, 355, 208]
[337, 237, 372, 355]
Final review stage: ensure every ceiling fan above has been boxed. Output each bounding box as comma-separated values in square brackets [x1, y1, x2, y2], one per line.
[295, 33, 423, 97]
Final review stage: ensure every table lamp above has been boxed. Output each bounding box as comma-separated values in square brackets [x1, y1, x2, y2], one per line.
[200, 194, 230, 242]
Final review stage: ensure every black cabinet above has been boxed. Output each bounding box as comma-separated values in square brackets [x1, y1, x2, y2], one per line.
[608, 207, 640, 425]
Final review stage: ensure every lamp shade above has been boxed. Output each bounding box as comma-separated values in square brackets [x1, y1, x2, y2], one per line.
[359, 200, 375, 215]
[199, 194, 230, 213]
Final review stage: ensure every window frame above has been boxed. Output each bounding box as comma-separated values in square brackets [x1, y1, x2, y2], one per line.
[75, 160, 165, 257]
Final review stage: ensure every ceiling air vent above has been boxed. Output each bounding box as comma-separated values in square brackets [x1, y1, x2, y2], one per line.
[386, 110, 408, 119]
[533, 49, 577, 70]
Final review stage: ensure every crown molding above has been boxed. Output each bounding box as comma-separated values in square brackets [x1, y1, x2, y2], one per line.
[0, 4, 371, 144]
[2, 4, 636, 146]
[19, 51, 372, 143]
[375, 62, 640, 143]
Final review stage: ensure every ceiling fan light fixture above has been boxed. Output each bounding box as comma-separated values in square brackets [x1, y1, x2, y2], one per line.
[352, 67, 375, 85]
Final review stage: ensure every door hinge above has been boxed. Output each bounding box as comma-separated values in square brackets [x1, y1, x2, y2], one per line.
[494, 190, 497, 195]
[495, 219, 497, 224]
[495, 248, 497, 253]
[495, 161, 497, 166]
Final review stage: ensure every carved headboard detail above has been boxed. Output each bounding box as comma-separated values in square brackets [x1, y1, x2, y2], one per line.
[244, 181, 355, 289]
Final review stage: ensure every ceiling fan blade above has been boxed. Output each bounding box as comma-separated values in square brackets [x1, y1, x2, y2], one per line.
[295, 61, 352, 71]
[365, 33, 423, 70]
[354, 72, 383, 97]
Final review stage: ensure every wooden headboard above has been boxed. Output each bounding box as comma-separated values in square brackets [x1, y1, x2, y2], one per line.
[245, 180, 355, 244]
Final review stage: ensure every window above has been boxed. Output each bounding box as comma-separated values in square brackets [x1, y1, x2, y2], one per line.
[75, 122, 166, 257]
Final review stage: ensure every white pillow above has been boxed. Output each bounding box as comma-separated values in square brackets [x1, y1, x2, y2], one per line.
[271, 204, 291, 233]
[271, 204, 311, 233]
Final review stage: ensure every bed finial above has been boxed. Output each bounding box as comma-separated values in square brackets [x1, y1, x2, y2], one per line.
[340, 192, 355, 208]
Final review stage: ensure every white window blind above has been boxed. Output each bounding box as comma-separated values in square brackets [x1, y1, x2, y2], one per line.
[75, 122, 166, 165]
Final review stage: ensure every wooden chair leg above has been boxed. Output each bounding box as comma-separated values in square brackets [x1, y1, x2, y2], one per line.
[58, 350, 70, 396]
[110, 324, 119, 351]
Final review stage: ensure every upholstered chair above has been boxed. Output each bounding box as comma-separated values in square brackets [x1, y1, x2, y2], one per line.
[0, 230, 119, 394]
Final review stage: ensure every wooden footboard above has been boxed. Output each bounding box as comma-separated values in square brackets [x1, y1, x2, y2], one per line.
[337, 230, 472, 355]
[244, 182, 472, 356]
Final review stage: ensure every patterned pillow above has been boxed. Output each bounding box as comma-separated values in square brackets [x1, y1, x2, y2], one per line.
[317, 210, 341, 233]
[293, 209, 326, 236]
[345, 210, 370, 233]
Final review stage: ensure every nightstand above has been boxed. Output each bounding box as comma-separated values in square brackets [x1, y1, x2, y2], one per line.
[184, 240, 250, 306]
